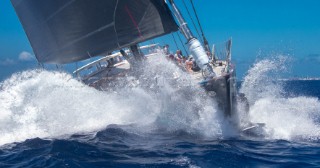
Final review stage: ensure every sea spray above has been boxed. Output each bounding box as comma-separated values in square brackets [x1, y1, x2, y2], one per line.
[125, 52, 230, 137]
[240, 56, 320, 140]
[250, 97, 320, 140]
[240, 56, 288, 105]
[1, 53, 318, 146]
[0, 52, 229, 146]
[0, 70, 161, 146]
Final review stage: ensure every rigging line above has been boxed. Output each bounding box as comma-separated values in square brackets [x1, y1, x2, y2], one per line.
[37, 62, 41, 68]
[75, 62, 78, 72]
[181, 0, 202, 42]
[114, 0, 121, 48]
[189, 0, 211, 53]
[38, 62, 44, 69]
[171, 33, 179, 50]
[189, 0, 205, 39]
[176, 32, 189, 56]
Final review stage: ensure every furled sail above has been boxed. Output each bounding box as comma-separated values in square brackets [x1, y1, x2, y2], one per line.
[11, 0, 178, 64]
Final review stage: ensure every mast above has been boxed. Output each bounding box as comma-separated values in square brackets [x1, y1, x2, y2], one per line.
[130, 44, 144, 61]
[168, 0, 210, 70]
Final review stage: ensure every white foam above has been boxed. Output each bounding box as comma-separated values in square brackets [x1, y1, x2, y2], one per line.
[240, 57, 320, 140]
[250, 97, 320, 140]
[2, 53, 316, 145]
[0, 53, 228, 146]
[0, 70, 162, 145]
[240, 56, 287, 105]
[135, 53, 229, 137]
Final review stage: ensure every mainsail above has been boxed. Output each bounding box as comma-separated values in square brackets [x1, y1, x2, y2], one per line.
[11, 0, 178, 64]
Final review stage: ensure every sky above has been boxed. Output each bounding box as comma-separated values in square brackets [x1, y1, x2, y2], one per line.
[0, 0, 320, 80]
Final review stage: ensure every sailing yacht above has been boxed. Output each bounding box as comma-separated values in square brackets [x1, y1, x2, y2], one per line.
[11, 0, 239, 125]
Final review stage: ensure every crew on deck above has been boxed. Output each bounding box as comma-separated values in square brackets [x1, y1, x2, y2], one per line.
[185, 57, 193, 72]
[185, 56, 201, 72]
[163, 44, 170, 55]
[163, 46, 203, 73]
[174, 50, 183, 64]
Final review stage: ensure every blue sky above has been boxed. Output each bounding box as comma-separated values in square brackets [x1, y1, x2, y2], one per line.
[0, 0, 320, 80]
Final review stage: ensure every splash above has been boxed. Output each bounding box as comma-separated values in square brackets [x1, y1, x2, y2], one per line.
[240, 56, 287, 105]
[240, 56, 320, 140]
[139, 52, 229, 137]
[0, 53, 230, 146]
[2, 53, 316, 145]
[0, 70, 162, 146]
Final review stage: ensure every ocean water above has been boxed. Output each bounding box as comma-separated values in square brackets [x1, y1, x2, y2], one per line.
[0, 55, 319, 167]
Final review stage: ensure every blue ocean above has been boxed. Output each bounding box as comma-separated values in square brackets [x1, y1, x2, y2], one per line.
[0, 58, 319, 168]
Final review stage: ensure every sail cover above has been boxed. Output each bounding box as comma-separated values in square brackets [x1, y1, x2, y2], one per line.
[11, 0, 178, 64]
